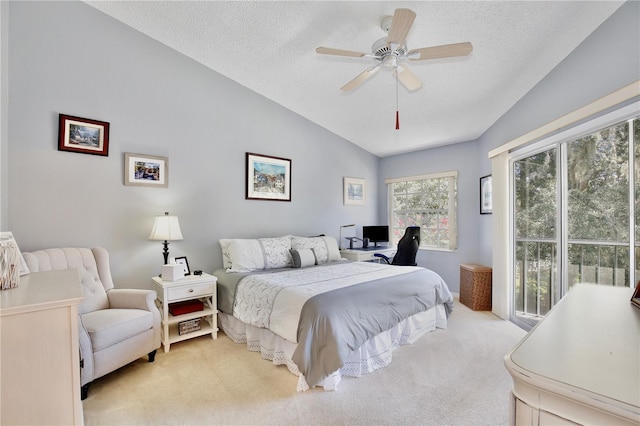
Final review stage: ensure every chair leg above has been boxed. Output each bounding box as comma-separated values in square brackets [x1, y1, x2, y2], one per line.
[81, 384, 89, 400]
[148, 349, 157, 362]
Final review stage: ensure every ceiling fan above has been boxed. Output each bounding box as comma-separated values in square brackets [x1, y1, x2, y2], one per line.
[316, 8, 473, 92]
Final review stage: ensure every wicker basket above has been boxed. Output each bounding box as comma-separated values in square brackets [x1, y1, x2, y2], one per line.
[459, 263, 492, 311]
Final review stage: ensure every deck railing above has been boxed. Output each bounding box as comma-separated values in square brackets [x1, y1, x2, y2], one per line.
[515, 239, 634, 320]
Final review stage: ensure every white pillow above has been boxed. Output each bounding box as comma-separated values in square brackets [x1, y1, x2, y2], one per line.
[291, 236, 341, 264]
[219, 239, 233, 269]
[227, 239, 264, 272]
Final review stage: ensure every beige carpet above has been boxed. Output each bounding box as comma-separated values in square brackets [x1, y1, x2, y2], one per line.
[83, 298, 526, 425]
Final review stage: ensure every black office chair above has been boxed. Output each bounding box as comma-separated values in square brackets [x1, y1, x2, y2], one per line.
[374, 226, 421, 266]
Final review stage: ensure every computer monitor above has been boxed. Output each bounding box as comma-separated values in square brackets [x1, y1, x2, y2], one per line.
[362, 225, 389, 247]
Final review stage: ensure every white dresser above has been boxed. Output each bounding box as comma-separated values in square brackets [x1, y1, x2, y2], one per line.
[0, 269, 84, 425]
[504, 283, 640, 425]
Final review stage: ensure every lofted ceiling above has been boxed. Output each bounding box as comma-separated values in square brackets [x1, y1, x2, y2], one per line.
[85, 1, 624, 157]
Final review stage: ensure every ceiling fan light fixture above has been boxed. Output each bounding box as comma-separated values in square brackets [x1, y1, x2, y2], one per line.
[383, 55, 397, 68]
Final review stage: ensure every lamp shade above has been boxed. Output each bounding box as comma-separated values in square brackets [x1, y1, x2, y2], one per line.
[149, 212, 183, 241]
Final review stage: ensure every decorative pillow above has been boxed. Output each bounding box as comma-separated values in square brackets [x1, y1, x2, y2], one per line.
[290, 248, 316, 268]
[291, 236, 341, 264]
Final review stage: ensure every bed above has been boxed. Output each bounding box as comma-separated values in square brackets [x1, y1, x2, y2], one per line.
[214, 235, 454, 391]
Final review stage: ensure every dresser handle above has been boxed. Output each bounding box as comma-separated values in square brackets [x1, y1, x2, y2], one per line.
[189, 289, 194, 293]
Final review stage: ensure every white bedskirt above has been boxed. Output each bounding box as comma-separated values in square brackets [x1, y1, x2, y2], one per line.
[219, 304, 448, 391]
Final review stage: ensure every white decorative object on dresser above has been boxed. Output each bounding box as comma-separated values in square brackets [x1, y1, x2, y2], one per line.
[0, 269, 84, 425]
[340, 247, 396, 262]
[504, 283, 640, 426]
[152, 273, 218, 352]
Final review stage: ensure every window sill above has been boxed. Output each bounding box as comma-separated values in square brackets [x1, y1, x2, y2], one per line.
[419, 247, 457, 253]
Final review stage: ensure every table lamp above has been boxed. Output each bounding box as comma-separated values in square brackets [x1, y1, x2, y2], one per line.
[149, 212, 183, 265]
[339, 224, 355, 250]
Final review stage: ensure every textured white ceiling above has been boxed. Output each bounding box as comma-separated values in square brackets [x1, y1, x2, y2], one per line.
[85, 1, 623, 157]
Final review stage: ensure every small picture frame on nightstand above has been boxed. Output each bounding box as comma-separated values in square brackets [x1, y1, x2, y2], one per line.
[175, 256, 190, 275]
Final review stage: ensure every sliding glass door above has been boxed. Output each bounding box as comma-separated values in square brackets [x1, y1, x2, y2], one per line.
[512, 116, 639, 328]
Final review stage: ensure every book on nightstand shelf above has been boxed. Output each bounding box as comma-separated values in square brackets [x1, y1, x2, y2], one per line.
[168, 300, 204, 316]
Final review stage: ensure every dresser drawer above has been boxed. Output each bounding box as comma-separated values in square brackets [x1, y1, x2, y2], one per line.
[167, 282, 212, 301]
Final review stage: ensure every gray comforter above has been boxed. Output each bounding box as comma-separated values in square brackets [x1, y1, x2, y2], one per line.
[292, 267, 453, 386]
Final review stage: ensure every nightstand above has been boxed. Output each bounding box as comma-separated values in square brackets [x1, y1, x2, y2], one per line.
[151, 273, 218, 352]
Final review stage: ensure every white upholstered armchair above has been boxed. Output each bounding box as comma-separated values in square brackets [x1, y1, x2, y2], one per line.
[22, 247, 161, 400]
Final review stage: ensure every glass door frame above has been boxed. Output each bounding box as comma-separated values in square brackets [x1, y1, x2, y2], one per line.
[508, 102, 640, 329]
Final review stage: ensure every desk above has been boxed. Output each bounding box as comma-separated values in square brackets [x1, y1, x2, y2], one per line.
[340, 247, 396, 262]
[504, 284, 640, 425]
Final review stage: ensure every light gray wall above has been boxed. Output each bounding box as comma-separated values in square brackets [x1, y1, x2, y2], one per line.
[5, 1, 378, 289]
[378, 141, 480, 291]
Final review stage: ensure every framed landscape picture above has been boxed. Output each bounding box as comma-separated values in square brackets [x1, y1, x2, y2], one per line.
[58, 114, 110, 156]
[344, 177, 366, 205]
[246, 152, 291, 201]
[124, 153, 168, 188]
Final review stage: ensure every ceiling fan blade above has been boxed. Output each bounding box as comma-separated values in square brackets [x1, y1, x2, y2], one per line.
[340, 64, 382, 92]
[387, 8, 416, 47]
[408, 42, 473, 61]
[395, 64, 422, 91]
[316, 47, 370, 58]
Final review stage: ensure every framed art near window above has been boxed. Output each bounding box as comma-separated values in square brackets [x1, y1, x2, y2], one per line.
[246, 152, 291, 201]
[480, 174, 493, 214]
[344, 177, 366, 205]
[124, 153, 168, 188]
[58, 114, 110, 156]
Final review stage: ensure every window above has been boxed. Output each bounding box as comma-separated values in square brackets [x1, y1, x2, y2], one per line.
[511, 111, 639, 327]
[386, 171, 457, 251]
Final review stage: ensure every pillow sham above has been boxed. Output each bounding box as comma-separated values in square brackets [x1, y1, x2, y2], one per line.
[227, 239, 264, 272]
[219, 239, 233, 269]
[290, 235, 341, 264]
[261, 236, 293, 269]
[223, 236, 293, 272]
[290, 248, 316, 268]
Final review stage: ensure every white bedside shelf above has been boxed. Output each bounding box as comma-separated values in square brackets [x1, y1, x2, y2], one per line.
[152, 273, 218, 352]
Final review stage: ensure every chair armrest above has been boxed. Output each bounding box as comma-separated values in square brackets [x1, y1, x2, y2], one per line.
[373, 253, 391, 264]
[107, 289, 157, 311]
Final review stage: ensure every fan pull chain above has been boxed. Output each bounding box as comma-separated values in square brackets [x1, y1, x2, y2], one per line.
[395, 69, 400, 130]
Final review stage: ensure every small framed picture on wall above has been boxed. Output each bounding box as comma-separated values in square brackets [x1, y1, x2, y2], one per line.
[344, 177, 366, 205]
[480, 175, 493, 214]
[124, 153, 169, 188]
[58, 114, 110, 156]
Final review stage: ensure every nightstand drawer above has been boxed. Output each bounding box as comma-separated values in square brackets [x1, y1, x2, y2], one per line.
[167, 282, 212, 301]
